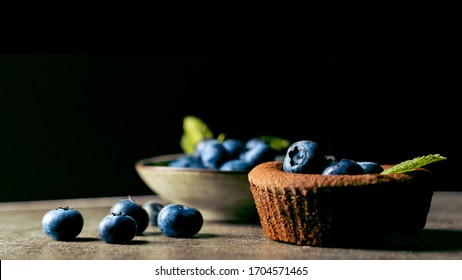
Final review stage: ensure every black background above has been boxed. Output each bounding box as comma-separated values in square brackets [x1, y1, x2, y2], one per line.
[0, 48, 456, 202]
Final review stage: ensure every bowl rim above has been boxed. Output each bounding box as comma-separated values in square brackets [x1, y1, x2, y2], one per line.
[135, 153, 250, 174]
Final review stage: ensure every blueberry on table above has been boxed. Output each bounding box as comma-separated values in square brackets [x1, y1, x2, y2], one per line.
[283, 140, 329, 174]
[157, 204, 203, 238]
[143, 201, 164, 227]
[357, 161, 384, 174]
[42, 206, 84, 241]
[322, 159, 366, 175]
[98, 212, 137, 244]
[110, 196, 149, 235]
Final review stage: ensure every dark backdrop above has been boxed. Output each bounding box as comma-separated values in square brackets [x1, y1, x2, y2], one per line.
[0, 51, 456, 202]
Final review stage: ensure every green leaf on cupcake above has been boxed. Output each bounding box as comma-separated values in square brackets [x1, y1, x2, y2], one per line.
[381, 154, 447, 175]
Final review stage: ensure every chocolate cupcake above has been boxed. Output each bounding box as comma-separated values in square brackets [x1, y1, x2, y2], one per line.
[248, 161, 435, 247]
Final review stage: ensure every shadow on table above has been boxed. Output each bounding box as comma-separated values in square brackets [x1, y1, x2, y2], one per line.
[355, 229, 462, 252]
[388, 229, 462, 252]
[70, 237, 150, 245]
[71, 237, 99, 242]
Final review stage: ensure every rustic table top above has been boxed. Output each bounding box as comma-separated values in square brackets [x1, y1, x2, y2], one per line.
[1, 192, 462, 260]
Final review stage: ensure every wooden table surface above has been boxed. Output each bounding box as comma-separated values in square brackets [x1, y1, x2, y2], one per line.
[1, 192, 462, 260]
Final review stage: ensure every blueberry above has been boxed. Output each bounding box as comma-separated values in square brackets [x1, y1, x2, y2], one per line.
[157, 204, 203, 238]
[219, 159, 251, 171]
[322, 159, 366, 175]
[222, 139, 245, 159]
[239, 141, 274, 168]
[283, 140, 329, 174]
[110, 196, 149, 235]
[194, 138, 218, 158]
[168, 156, 204, 169]
[98, 212, 137, 244]
[357, 161, 384, 174]
[42, 206, 84, 241]
[143, 201, 164, 227]
[198, 140, 229, 169]
[244, 138, 266, 149]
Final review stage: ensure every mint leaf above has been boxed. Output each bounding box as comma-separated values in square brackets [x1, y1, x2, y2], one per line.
[217, 133, 226, 142]
[380, 154, 447, 175]
[257, 135, 290, 151]
[180, 116, 214, 154]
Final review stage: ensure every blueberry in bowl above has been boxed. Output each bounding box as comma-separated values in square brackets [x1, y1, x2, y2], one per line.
[135, 153, 260, 223]
[199, 139, 230, 169]
[135, 136, 286, 223]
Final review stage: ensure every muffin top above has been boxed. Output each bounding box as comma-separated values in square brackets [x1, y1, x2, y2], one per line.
[248, 161, 433, 189]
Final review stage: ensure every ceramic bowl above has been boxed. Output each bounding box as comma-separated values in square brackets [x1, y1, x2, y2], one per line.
[135, 154, 259, 222]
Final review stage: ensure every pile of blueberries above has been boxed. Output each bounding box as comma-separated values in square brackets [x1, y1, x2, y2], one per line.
[169, 138, 279, 171]
[282, 140, 384, 175]
[42, 197, 203, 244]
[41, 139, 383, 244]
[169, 137, 383, 175]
